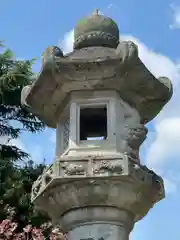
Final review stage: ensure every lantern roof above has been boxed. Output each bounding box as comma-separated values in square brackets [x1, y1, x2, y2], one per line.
[21, 13, 173, 128]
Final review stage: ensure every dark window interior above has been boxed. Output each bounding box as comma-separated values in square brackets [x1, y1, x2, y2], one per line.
[80, 106, 107, 141]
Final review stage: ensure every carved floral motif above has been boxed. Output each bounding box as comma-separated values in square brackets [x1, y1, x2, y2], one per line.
[61, 162, 85, 176]
[93, 160, 123, 174]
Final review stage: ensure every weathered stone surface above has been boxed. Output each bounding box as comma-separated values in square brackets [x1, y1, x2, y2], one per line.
[74, 10, 119, 49]
[26, 11, 171, 240]
[62, 207, 133, 240]
[68, 222, 128, 240]
[42, 46, 64, 68]
[53, 89, 147, 160]
[32, 156, 164, 224]
[122, 124, 148, 159]
[21, 42, 172, 128]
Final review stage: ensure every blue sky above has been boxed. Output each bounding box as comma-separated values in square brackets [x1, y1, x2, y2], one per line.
[1, 0, 180, 239]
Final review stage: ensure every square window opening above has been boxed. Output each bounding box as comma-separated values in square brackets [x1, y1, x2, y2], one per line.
[80, 106, 107, 141]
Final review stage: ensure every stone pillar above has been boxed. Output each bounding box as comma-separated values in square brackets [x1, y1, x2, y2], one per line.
[61, 207, 133, 240]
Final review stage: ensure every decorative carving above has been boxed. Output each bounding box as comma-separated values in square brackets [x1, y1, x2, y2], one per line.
[32, 175, 42, 200]
[132, 163, 145, 181]
[158, 77, 173, 98]
[122, 124, 148, 158]
[74, 31, 119, 50]
[31, 165, 54, 200]
[93, 160, 123, 174]
[116, 41, 138, 65]
[61, 162, 85, 175]
[43, 165, 54, 184]
[131, 164, 164, 199]
[32, 156, 164, 224]
[142, 166, 164, 200]
[63, 119, 70, 152]
[42, 46, 63, 66]
[142, 166, 164, 189]
[21, 85, 32, 108]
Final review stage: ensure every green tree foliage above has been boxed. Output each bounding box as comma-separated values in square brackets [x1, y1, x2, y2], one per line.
[0, 160, 50, 229]
[0, 41, 44, 161]
[0, 42, 50, 231]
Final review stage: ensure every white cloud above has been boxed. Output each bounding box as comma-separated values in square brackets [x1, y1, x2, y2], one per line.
[60, 29, 180, 194]
[169, 4, 180, 29]
[164, 177, 177, 194]
[61, 30, 74, 54]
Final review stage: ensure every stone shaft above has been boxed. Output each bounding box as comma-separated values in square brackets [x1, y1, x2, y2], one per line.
[68, 224, 128, 240]
[61, 207, 133, 240]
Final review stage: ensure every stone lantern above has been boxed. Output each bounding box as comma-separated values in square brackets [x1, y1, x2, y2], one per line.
[22, 10, 172, 240]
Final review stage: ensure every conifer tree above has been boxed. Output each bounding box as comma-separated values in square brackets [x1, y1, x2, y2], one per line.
[0, 42, 44, 161]
[0, 42, 49, 230]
